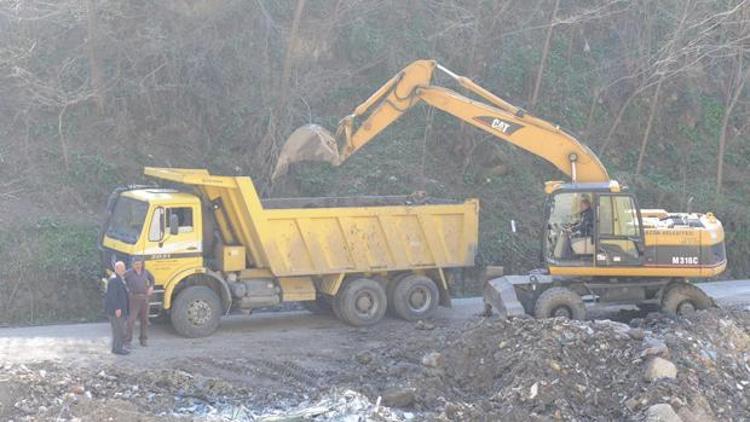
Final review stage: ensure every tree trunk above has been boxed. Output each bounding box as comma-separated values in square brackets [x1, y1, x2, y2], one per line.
[86, 0, 104, 114]
[634, 79, 663, 178]
[716, 56, 748, 200]
[529, 0, 560, 109]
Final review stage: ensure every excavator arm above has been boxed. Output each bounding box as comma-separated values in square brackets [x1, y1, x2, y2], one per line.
[273, 59, 609, 183]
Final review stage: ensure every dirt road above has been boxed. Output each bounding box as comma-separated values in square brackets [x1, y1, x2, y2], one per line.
[2, 280, 749, 367]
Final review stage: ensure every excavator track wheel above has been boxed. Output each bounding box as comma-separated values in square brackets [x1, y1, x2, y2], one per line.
[534, 287, 586, 320]
[391, 275, 440, 321]
[336, 278, 387, 327]
[661, 283, 714, 316]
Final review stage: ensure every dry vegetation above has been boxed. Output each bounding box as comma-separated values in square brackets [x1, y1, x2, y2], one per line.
[1, 0, 749, 323]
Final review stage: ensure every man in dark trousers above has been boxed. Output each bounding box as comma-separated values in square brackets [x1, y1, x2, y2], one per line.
[104, 261, 129, 355]
[124, 258, 155, 347]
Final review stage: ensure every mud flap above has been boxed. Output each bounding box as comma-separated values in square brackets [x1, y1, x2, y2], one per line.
[483, 276, 527, 318]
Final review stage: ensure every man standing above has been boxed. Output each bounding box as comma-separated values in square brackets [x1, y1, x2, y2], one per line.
[124, 258, 155, 347]
[104, 261, 129, 355]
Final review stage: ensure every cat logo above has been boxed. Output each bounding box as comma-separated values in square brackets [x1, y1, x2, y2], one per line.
[672, 256, 699, 265]
[473, 116, 523, 135]
[491, 119, 512, 133]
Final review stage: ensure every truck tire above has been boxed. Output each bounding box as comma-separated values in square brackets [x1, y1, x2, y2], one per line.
[391, 275, 440, 321]
[337, 278, 387, 326]
[534, 287, 586, 320]
[302, 295, 333, 315]
[386, 273, 411, 316]
[170, 286, 222, 337]
[662, 283, 713, 316]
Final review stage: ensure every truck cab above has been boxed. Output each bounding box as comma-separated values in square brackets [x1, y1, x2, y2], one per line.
[100, 189, 204, 317]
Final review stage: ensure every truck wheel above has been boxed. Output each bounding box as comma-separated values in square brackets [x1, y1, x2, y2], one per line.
[386, 273, 410, 316]
[337, 278, 387, 326]
[302, 295, 333, 315]
[391, 275, 440, 321]
[171, 286, 222, 337]
[534, 287, 586, 320]
[662, 283, 713, 316]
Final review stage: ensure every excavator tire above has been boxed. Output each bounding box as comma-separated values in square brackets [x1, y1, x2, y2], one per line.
[170, 286, 222, 338]
[534, 287, 586, 320]
[661, 283, 713, 316]
[336, 278, 387, 326]
[391, 275, 440, 321]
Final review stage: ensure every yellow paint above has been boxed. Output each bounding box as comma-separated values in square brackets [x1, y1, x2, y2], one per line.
[318, 273, 345, 296]
[143, 167, 478, 278]
[99, 168, 479, 308]
[550, 261, 726, 278]
[278, 277, 316, 301]
[218, 245, 246, 272]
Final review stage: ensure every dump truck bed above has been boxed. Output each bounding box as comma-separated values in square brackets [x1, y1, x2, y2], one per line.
[145, 168, 478, 277]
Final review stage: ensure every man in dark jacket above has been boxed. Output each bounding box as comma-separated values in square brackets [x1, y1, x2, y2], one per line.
[104, 261, 129, 355]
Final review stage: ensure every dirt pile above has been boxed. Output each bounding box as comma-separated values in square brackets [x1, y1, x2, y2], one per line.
[2, 308, 749, 421]
[400, 309, 750, 421]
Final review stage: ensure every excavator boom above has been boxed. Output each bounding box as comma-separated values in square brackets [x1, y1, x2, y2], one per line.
[273, 59, 609, 183]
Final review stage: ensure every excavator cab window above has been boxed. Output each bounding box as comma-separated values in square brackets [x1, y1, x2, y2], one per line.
[544, 192, 595, 266]
[595, 194, 644, 266]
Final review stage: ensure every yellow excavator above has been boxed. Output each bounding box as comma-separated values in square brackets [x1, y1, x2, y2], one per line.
[273, 59, 726, 319]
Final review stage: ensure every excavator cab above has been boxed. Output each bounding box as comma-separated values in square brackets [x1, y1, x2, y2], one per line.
[543, 183, 645, 269]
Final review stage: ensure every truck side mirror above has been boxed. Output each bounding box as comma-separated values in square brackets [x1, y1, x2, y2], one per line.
[169, 214, 179, 235]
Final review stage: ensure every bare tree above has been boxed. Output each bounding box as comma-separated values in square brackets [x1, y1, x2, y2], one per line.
[529, 0, 561, 109]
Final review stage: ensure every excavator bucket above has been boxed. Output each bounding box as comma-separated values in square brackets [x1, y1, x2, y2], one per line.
[271, 124, 340, 180]
[483, 276, 528, 318]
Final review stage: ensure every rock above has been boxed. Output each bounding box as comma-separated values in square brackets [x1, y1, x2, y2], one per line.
[669, 397, 684, 409]
[380, 387, 416, 408]
[645, 403, 683, 422]
[625, 397, 640, 411]
[421, 352, 443, 368]
[628, 328, 646, 340]
[354, 352, 373, 365]
[644, 357, 677, 382]
[547, 360, 561, 372]
[641, 338, 670, 358]
[415, 320, 435, 331]
[529, 382, 539, 399]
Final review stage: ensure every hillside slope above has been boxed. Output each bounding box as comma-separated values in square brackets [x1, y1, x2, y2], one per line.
[0, 0, 748, 323]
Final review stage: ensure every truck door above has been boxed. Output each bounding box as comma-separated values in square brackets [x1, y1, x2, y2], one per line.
[596, 194, 644, 266]
[143, 205, 203, 287]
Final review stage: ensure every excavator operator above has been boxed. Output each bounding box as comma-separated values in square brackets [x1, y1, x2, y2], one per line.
[567, 197, 594, 257]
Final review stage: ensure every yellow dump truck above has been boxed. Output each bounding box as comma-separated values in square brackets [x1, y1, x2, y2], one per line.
[98, 167, 478, 337]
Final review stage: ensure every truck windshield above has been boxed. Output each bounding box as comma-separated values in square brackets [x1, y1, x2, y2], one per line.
[105, 197, 148, 244]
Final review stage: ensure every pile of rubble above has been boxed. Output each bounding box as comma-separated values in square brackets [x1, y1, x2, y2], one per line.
[389, 308, 750, 420]
[2, 308, 749, 421]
